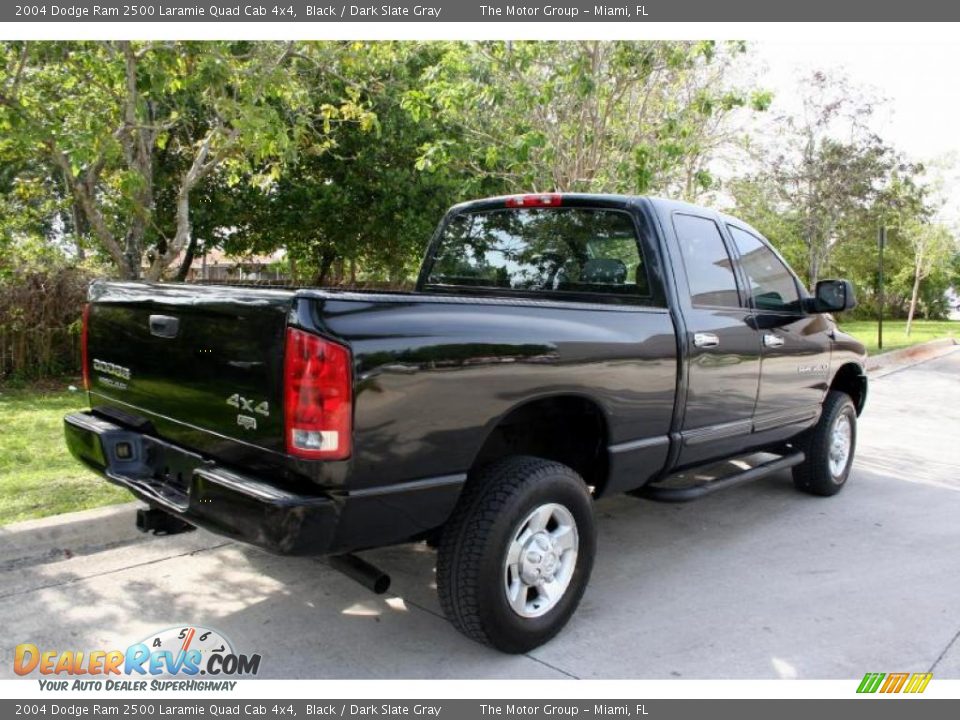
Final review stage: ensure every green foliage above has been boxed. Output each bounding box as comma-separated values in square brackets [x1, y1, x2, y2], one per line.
[0, 41, 376, 280]
[403, 41, 763, 198]
[221, 42, 463, 284]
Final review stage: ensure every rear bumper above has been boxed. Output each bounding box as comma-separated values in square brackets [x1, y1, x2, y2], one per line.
[64, 412, 464, 556]
[65, 411, 338, 554]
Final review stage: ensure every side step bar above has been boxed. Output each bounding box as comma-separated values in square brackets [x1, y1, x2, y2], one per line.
[633, 452, 805, 503]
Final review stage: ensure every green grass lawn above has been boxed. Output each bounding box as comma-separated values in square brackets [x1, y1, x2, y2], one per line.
[0, 384, 129, 526]
[838, 319, 958, 355]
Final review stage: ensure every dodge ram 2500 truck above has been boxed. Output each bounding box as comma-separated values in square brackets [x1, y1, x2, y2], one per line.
[65, 193, 867, 653]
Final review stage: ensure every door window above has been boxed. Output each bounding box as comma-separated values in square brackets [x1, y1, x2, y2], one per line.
[672, 214, 741, 308]
[727, 226, 802, 312]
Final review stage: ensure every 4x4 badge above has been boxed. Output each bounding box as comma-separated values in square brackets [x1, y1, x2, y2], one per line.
[228, 394, 268, 431]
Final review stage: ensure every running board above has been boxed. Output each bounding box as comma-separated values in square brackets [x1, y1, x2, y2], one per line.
[633, 452, 805, 503]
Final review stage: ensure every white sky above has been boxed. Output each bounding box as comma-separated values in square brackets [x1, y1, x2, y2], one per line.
[753, 41, 960, 224]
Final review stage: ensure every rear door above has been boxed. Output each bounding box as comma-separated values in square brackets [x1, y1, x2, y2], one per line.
[668, 213, 762, 466]
[86, 282, 294, 458]
[726, 224, 832, 435]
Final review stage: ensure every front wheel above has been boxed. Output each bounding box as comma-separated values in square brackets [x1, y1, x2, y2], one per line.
[793, 391, 858, 496]
[436, 456, 596, 653]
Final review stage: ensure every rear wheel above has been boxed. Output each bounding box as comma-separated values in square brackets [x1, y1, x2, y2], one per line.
[793, 391, 857, 496]
[436, 456, 596, 653]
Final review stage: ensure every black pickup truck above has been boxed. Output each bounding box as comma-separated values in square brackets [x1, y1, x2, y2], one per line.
[65, 194, 867, 652]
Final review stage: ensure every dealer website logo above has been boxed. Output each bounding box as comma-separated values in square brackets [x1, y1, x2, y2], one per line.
[14, 625, 261, 690]
[857, 672, 933, 694]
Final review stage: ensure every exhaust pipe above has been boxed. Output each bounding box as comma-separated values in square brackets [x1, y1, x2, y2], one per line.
[136, 507, 195, 536]
[328, 554, 391, 595]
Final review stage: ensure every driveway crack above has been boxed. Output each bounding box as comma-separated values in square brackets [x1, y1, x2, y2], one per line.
[929, 626, 960, 673]
[525, 655, 580, 679]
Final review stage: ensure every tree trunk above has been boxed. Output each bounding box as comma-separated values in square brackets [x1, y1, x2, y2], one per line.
[807, 247, 820, 288]
[146, 126, 223, 281]
[120, 41, 153, 281]
[905, 255, 923, 337]
[313, 251, 336, 287]
[176, 235, 199, 282]
[59, 166, 86, 261]
[49, 147, 132, 277]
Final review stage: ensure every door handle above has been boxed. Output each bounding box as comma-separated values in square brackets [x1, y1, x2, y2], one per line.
[693, 332, 720, 348]
[149, 314, 180, 339]
[763, 334, 785, 348]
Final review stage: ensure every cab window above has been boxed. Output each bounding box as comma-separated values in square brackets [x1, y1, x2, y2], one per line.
[672, 214, 742, 308]
[727, 226, 802, 313]
[426, 207, 651, 300]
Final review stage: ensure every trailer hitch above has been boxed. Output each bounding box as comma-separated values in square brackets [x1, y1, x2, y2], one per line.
[136, 507, 196, 536]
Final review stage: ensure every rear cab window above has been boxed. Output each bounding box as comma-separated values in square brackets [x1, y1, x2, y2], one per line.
[423, 206, 652, 303]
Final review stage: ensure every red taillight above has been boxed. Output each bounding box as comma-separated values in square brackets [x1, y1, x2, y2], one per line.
[81, 304, 91, 391]
[284, 327, 353, 460]
[505, 193, 562, 208]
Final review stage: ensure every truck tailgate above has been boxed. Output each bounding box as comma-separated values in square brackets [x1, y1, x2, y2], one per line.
[86, 282, 295, 457]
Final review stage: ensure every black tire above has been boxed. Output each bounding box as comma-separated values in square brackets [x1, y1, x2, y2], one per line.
[792, 391, 858, 496]
[436, 455, 596, 653]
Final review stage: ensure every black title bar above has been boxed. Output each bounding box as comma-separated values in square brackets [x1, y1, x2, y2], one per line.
[5, 0, 960, 23]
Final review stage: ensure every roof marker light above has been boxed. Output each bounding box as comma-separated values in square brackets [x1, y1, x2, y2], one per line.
[505, 194, 563, 208]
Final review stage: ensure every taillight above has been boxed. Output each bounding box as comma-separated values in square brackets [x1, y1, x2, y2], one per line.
[505, 193, 562, 208]
[81, 304, 91, 391]
[284, 327, 353, 460]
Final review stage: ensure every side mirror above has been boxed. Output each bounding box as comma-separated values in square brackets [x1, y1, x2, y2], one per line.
[808, 279, 856, 313]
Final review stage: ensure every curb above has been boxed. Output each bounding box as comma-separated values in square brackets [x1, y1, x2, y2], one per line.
[865, 337, 959, 377]
[0, 500, 147, 569]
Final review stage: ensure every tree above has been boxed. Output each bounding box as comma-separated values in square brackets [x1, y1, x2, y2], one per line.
[734, 72, 895, 286]
[0, 41, 374, 280]
[902, 221, 956, 333]
[403, 41, 769, 198]
[222, 42, 464, 286]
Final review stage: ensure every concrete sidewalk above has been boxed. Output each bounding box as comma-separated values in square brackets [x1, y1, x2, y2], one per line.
[2, 350, 959, 679]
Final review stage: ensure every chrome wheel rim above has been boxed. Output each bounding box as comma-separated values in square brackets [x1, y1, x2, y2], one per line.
[828, 413, 853, 478]
[503, 503, 579, 618]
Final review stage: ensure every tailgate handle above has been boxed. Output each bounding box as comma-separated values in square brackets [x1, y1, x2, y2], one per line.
[149, 314, 180, 339]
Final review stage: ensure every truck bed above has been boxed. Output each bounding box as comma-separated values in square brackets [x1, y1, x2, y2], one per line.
[84, 280, 678, 497]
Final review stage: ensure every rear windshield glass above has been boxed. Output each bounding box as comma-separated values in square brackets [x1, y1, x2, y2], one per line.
[425, 208, 650, 299]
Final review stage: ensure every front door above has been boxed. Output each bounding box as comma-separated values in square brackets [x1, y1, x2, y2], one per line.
[725, 224, 833, 440]
[669, 212, 763, 466]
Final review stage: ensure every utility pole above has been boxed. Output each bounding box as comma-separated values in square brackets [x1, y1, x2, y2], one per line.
[878, 226, 886, 352]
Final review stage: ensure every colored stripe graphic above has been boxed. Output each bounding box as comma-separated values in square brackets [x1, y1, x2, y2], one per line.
[857, 672, 931, 694]
[880, 673, 909, 693]
[857, 673, 885, 693]
[904, 673, 933, 694]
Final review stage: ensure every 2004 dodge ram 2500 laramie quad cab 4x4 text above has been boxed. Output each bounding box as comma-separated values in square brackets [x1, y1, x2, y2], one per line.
[65, 194, 867, 653]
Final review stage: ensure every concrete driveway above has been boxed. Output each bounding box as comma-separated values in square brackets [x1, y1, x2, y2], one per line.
[2, 350, 959, 679]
